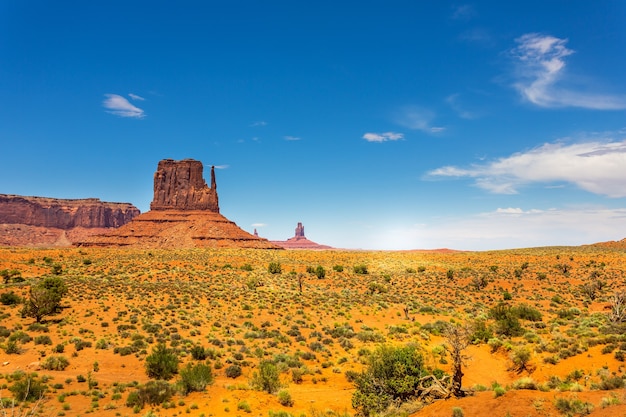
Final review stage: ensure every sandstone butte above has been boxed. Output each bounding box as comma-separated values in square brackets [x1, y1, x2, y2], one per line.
[78, 158, 282, 249]
[271, 222, 333, 249]
[0, 194, 139, 247]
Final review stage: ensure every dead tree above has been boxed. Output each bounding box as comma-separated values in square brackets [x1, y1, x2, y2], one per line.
[609, 291, 626, 324]
[443, 323, 471, 397]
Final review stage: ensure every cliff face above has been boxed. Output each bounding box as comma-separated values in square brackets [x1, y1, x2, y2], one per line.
[150, 159, 219, 212]
[0, 194, 140, 229]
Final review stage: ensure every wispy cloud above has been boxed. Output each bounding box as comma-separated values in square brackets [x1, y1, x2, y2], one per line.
[252, 223, 267, 228]
[395, 106, 445, 134]
[128, 93, 145, 101]
[446, 94, 477, 119]
[213, 165, 229, 169]
[451, 4, 476, 21]
[251, 121, 267, 127]
[427, 138, 626, 197]
[362, 132, 404, 143]
[103, 94, 145, 118]
[510, 33, 626, 109]
[284, 136, 301, 141]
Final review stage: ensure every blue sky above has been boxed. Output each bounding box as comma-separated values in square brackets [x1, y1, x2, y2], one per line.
[2, 1, 626, 250]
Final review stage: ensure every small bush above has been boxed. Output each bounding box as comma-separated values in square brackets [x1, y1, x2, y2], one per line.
[225, 365, 242, 378]
[126, 380, 175, 408]
[353, 265, 368, 274]
[178, 363, 214, 394]
[333, 265, 344, 272]
[145, 344, 179, 380]
[250, 360, 281, 394]
[268, 262, 282, 274]
[277, 390, 293, 407]
[452, 407, 464, 417]
[41, 356, 70, 371]
[554, 397, 593, 415]
[0, 291, 21, 305]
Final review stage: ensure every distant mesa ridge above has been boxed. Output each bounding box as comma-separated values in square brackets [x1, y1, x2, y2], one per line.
[271, 222, 333, 250]
[0, 194, 140, 247]
[78, 158, 281, 249]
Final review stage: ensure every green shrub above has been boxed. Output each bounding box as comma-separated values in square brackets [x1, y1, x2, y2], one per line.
[268, 262, 282, 274]
[452, 407, 464, 417]
[351, 344, 429, 417]
[314, 266, 326, 279]
[554, 397, 593, 415]
[277, 390, 293, 407]
[126, 380, 175, 408]
[225, 365, 242, 378]
[41, 356, 70, 371]
[333, 265, 344, 272]
[178, 363, 214, 394]
[250, 360, 281, 394]
[34, 335, 52, 345]
[353, 265, 368, 274]
[0, 291, 21, 305]
[145, 344, 179, 380]
[190, 345, 207, 360]
[9, 372, 47, 402]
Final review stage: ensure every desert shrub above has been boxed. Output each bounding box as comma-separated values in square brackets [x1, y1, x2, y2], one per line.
[511, 377, 537, 390]
[9, 372, 47, 402]
[351, 344, 429, 417]
[512, 304, 542, 322]
[225, 365, 242, 378]
[470, 320, 493, 343]
[41, 355, 69, 371]
[145, 343, 179, 380]
[250, 360, 281, 394]
[34, 335, 52, 345]
[21, 276, 68, 323]
[452, 407, 464, 417]
[190, 345, 207, 360]
[4, 340, 20, 354]
[598, 375, 625, 390]
[277, 390, 293, 407]
[291, 368, 304, 384]
[241, 263, 253, 271]
[126, 380, 175, 408]
[178, 363, 214, 394]
[490, 304, 524, 337]
[554, 397, 593, 415]
[333, 265, 344, 272]
[268, 262, 282, 274]
[0, 291, 21, 305]
[510, 347, 532, 372]
[314, 265, 326, 279]
[353, 265, 368, 274]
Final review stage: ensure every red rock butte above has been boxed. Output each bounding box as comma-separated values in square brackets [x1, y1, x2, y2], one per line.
[271, 222, 333, 249]
[78, 159, 281, 249]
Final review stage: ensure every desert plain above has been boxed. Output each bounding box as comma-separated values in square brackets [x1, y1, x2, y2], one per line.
[1, 245, 626, 417]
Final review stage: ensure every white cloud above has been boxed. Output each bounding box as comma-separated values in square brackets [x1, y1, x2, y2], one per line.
[103, 94, 145, 118]
[252, 223, 267, 228]
[213, 165, 229, 169]
[251, 121, 267, 127]
[284, 136, 301, 141]
[395, 106, 445, 133]
[511, 33, 626, 109]
[362, 132, 404, 143]
[428, 139, 626, 197]
[128, 93, 145, 101]
[413, 207, 626, 250]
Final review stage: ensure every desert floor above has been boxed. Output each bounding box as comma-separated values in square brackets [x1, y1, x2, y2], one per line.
[1, 246, 626, 417]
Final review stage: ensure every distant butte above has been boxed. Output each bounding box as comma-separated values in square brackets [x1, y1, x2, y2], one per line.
[78, 159, 281, 249]
[271, 222, 333, 250]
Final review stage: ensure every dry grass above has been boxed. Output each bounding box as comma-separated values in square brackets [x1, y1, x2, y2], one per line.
[0, 246, 625, 416]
